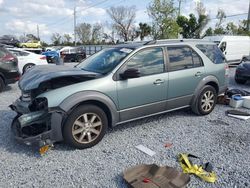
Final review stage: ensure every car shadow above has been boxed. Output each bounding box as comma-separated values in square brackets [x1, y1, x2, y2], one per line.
[109, 108, 193, 133]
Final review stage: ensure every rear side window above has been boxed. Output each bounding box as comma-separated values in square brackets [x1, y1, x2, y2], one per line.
[196, 44, 224, 64]
[167, 46, 203, 71]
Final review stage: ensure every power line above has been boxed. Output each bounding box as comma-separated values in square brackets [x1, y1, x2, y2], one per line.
[210, 13, 248, 20]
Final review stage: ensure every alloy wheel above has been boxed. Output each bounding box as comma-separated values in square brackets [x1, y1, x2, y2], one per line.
[201, 90, 215, 112]
[72, 113, 102, 144]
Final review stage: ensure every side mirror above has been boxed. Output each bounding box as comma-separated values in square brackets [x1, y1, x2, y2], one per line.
[120, 68, 140, 80]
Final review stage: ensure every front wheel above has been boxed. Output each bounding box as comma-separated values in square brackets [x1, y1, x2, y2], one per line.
[192, 85, 217, 115]
[63, 105, 108, 149]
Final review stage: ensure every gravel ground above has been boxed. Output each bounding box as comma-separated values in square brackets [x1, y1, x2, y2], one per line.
[0, 68, 249, 188]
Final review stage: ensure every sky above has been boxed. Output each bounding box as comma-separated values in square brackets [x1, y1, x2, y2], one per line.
[0, 0, 249, 43]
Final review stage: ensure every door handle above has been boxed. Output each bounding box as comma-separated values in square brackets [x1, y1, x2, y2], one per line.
[153, 79, 164, 85]
[195, 72, 203, 77]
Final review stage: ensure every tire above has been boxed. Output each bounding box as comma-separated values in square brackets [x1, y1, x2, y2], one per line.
[76, 55, 83, 62]
[23, 63, 35, 74]
[235, 76, 246, 84]
[192, 85, 217, 115]
[0, 77, 5, 92]
[63, 105, 108, 149]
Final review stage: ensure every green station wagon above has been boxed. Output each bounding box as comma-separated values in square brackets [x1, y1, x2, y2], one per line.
[10, 40, 229, 149]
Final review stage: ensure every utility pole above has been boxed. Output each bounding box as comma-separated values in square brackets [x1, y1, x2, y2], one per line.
[247, 0, 250, 31]
[178, 0, 181, 16]
[37, 24, 40, 40]
[74, 6, 76, 46]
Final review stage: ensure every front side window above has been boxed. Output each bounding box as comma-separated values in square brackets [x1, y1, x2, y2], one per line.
[196, 44, 224, 64]
[77, 47, 133, 74]
[168, 46, 202, 71]
[124, 48, 164, 76]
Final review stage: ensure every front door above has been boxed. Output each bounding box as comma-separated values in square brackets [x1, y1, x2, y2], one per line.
[116, 47, 169, 122]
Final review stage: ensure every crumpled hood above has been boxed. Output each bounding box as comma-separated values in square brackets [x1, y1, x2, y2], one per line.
[19, 65, 100, 91]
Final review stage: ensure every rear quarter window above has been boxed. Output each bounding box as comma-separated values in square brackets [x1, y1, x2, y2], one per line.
[196, 44, 224, 64]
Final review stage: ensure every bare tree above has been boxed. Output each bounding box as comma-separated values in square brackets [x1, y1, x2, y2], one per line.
[216, 9, 226, 28]
[107, 6, 136, 41]
[91, 23, 103, 44]
[51, 33, 62, 46]
[63, 34, 72, 45]
[75, 23, 92, 44]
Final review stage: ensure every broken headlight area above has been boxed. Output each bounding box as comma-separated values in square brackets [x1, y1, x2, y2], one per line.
[29, 97, 48, 111]
[12, 111, 51, 139]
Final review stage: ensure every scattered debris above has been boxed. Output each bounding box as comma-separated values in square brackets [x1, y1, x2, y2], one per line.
[178, 153, 217, 183]
[164, 143, 173, 148]
[208, 119, 229, 126]
[135, 145, 156, 156]
[39, 145, 53, 155]
[242, 96, 250, 109]
[217, 95, 229, 105]
[229, 95, 244, 108]
[123, 164, 190, 188]
[226, 110, 250, 120]
[225, 89, 250, 98]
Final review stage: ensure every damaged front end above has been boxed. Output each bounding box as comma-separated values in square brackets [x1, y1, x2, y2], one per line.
[10, 65, 101, 149]
[10, 96, 64, 147]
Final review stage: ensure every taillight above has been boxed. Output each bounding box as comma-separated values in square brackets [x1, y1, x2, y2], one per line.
[3, 54, 15, 61]
[40, 56, 46, 60]
[225, 63, 229, 77]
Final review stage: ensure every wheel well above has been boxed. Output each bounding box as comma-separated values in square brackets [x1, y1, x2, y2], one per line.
[0, 74, 5, 85]
[205, 81, 219, 94]
[71, 100, 113, 128]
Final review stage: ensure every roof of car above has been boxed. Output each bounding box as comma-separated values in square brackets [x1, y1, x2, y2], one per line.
[112, 39, 216, 49]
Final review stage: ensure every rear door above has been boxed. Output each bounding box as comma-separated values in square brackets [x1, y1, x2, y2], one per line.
[116, 47, 169, 122]
[166, 45, 205, 109]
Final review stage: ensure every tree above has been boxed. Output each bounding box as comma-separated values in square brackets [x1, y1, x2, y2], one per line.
[136, 23, 151, 41]
[148, 0, 180, 39]
[204, 27, 213, 36]
[214, 9, 226, 35]
[107, 6, 136, 41]
[177, 1, 209, 38]
[216, 9, 226, 28]
[91, 23, 103, 44]
[51, 33, 62, 46]
[63, 34, 72, 45]
[75, 23, 92, 44]
[226, 22, 238, 35]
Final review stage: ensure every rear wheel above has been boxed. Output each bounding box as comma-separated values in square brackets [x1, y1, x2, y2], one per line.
[192, 85, 217, 115]
[23, 63, 35, 73]
[0, 77, 5, 92]
[63, 105, 108, 149]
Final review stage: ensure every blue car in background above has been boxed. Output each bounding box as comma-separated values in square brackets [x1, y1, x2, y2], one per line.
[42, 50, 60, 64]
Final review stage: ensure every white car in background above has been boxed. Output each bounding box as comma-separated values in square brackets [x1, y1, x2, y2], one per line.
[8, 48, 48, 74]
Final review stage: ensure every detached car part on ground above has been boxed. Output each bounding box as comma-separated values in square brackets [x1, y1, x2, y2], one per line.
[235, 55, 250, 84]
[10, 40, 229, 150]
[0, 46, 20, 92]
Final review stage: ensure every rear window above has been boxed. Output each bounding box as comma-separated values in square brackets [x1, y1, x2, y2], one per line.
[196, 44, 224, 64]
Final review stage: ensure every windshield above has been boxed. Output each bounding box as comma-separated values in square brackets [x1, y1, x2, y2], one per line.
[77, 47, 133, 74]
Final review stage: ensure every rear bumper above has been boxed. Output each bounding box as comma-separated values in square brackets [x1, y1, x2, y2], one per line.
[10, 99, 65, 147]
